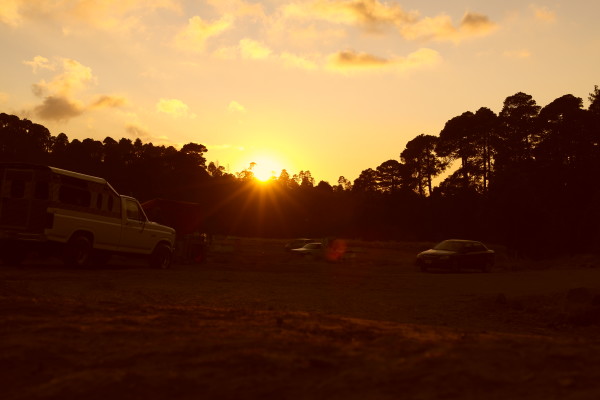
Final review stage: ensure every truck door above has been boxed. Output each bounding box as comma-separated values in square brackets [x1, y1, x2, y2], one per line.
[120, 198, 155, 253]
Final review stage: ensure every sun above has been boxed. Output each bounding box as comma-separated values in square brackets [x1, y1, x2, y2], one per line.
[251, 161, 278, 182]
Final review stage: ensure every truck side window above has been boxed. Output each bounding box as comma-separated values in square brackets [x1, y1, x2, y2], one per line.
[96, 194, 103, 209]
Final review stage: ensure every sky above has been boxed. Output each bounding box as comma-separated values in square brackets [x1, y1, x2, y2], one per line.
[1, 0, 599, 184]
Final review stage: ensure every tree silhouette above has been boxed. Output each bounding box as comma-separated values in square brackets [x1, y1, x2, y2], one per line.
[401, 134, 446, 197]
[2, 84, 600, 254]
[375, 159, 406, 193]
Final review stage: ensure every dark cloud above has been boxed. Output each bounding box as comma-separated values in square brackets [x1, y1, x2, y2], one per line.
[126, 124, 151, 140]
[460, 12, 495, 33]
[91, 95, 127, 109]
[34, 96, 83, 121]
[330, 50, 389, 68]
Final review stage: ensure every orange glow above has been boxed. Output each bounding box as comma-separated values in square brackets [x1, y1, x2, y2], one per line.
[248, 155, 284, 182]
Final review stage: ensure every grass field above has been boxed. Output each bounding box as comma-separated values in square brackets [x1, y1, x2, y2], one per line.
[2, 238, 600, 399]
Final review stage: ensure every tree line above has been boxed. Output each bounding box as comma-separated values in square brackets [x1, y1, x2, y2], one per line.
[2, 85, 599, 256]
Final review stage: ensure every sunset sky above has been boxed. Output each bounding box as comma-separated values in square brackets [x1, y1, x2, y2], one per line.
[1, 0, 599, 183]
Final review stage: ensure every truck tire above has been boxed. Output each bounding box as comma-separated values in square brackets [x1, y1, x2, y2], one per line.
[64, 235, 92, 268]
[149, 243, 172, 269]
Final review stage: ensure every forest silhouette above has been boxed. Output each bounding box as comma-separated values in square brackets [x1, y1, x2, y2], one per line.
[2, 85, 600, 257]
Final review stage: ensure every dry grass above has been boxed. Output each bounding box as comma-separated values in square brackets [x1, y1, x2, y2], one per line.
[2, 238, 600, 399]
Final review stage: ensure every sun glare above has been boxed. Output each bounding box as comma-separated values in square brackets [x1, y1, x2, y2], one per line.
[249, 158, 282, 182]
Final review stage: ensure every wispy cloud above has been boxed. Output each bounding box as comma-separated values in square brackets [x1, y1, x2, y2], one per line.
[175, 15, 234, 53]
[23, 56, 55, 73]
[239, 38, 272, 59]
[327, 48, 441, 73]
[228, 101, 247, 113]
[206, 0, 266, 20]
[282, 0, 416, 33]
[1, 0, 180, 32]
[530, 5, 557, 23]
[0, 0, 24, 26]
[400, 12, 497, 43]
[282, 0, 496, 43]
[156, 98, 194, 118]
[90, 95, 128, 109]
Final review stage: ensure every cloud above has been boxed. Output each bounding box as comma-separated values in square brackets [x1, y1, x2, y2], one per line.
[156, 98, 193, 117]
[282, 1, 495, 43]
[283, 0, 415, 32]
[90, 95, 128, 109]
[23, 56, 55, 73]
[327, 48, 441, 73]
[31, 58, 95, 97]
[206, 0, 265, 20]
[239, 38, 272, 59]
[175, 15, 233, 52]
[530, 5, 556, 23]
[228, 101, 247, 113]
[34, 95, 84, 121]
[1, 0, 180, 31]
[328, 50, 389, 68]
[401, 12, 496, 43]
[27, 56, 128, 121]
[0, 0, 23, 26]
[126, 123, 152, 140]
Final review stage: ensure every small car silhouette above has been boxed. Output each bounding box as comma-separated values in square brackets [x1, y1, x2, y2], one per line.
[416, 239, 495, 272]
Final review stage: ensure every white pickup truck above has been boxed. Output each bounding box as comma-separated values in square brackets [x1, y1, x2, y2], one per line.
[0, 163, 176, 268]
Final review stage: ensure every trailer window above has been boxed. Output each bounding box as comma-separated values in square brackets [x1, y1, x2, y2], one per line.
[10, 180, 25, 198]
[34, 182, 49, 200]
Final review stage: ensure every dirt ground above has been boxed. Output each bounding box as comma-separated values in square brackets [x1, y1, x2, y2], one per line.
[2, 238, 600, 399]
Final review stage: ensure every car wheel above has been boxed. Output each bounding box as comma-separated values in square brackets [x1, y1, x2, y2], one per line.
[64, 235, 92, 268]
[150, 243, 172, 269]
[450, 260, 460, 273]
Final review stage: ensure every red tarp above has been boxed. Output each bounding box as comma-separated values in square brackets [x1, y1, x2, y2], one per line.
[142, 198, 204, 235]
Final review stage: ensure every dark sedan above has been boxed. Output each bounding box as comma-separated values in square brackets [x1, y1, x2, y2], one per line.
[416, 239, 495, 272]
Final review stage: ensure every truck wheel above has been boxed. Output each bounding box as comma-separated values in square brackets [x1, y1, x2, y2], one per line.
[64, 235, 92, 268]
[150, 243, 172, 269]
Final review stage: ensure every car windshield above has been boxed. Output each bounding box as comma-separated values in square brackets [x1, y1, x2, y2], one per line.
[433, 240, 465, 252]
